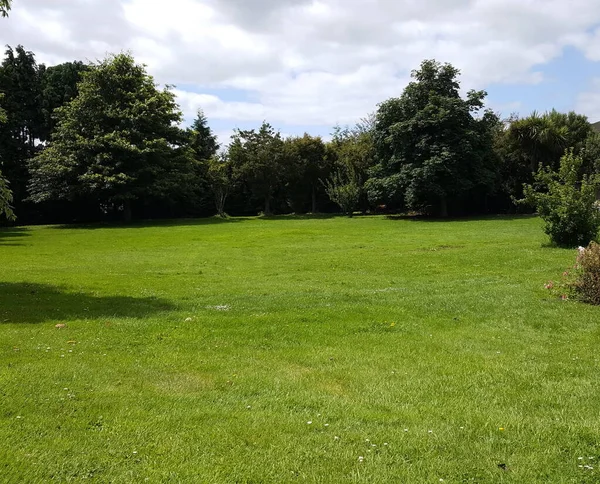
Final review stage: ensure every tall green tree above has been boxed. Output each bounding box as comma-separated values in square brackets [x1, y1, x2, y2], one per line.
[228, 122, 285, 216]
[370, 59, 499, 216]
[29, 53, 193, 222]
[0, 45, 43, 215]
[284, 134, 330, 213]
[495, 110, 594, 207]
[188, 109, 219, 161]
[38, 61, 90, 141]
[184, 109, 221, 216]
[0, 175, 14, 220]
[206, 153, 235, 218]
[0, 0, 13, 219]
[0, 96, 11, 220]
[504, 110, 592, 172]
[0, 105, 10, 220]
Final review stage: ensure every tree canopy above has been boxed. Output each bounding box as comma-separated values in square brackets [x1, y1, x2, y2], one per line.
[188, 110, 219, 162]
[284, 134, 330, 213]
[0, 45, 43, 218]
[38, 61, 89, 141]
[0, 48, 597, 224]
[229, 122, 286, 216]
[28, 53, 193, 221]
[370, 59, 500, 216]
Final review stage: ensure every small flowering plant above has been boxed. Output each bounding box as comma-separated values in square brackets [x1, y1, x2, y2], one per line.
[545, 243, 600, 305]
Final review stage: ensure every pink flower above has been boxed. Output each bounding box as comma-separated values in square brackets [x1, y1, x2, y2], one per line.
[545, 281, 554, 290]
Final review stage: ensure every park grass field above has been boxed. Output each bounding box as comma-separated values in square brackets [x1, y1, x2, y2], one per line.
[1, 215, 600, 483]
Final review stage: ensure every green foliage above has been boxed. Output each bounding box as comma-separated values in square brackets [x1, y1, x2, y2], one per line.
[364, 172, 404, 209]
[283, 134, 330, 213]
[229, 122, 285, 215]
[0, 89, 11, 220]
[0, 169, 15, 220]
[330, 123, 376, 186]
[0, 41, 597, 221]
[0, 0, 11, 17]
[188, 109, 219, 161]
[28, 53, 193, 221]
[495, 110, 594, 207]
[324, 165, 360, 216]
[575, 242, 600, 305]
[0, 45, 44, 212]
[370, 59, 499, 216]
[206, 154, 235, 218]
[328, 122, 376, 212]
[0, 94, 6, 124]
[581, 131, 600, 175]
[522, 150, 600, 247]
[38, 61, 90, 141]
[505, 110, 592, 173]
[0, 45, 42, 146]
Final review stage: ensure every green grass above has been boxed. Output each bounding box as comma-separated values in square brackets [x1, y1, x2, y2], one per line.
[1, 215, 600, 483]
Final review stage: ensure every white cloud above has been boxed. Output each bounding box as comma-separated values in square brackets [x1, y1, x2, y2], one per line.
[2, 0, 600, 134]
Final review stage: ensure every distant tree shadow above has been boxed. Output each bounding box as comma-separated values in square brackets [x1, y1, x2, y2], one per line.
[385, 214, 539, 223]
[259, 213, 342, 221]
[0, 282, 175, 324]
[55, 216, 246, 230]
[0, 227, 30, 246]
[55, 214, 350, 229]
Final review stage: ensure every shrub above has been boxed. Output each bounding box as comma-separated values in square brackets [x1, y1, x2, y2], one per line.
[575, 242, 600, 305]
[324, 167, 360, 217]
[522, 150, 600, 247]
[546, 243, 600, 305]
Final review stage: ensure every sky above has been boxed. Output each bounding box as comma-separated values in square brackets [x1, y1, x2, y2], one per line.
[2, 0, 600, 144]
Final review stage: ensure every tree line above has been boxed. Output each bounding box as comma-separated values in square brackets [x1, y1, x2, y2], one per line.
[1, 45, 600, 224]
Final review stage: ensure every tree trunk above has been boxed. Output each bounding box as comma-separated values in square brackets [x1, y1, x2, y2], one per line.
[123, 200, 132, 223]
[264, 196, 271, 216]
[440, 196, 448, 218]
[215, 189, 227, 218]
[311, 186, 318, 214]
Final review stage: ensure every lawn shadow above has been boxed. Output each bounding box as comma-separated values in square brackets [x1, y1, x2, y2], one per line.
[540, 241, 581, 250]
[55, 214, 347, 229]
[54, 216, 248, 230]
[259, 213, 343, 221]
[0, 282, 175, 324]
[386, 214, 539, 223]
[0, 227, 31, 246]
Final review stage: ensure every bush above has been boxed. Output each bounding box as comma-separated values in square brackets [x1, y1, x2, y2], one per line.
[546, 243, 600, 305]
[575, 243, 600, 305]
[324, 167, 360, 217]
[522, 150, 600, 247]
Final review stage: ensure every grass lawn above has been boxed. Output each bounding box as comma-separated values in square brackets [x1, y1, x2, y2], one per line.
[1, 215, 600, 483]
